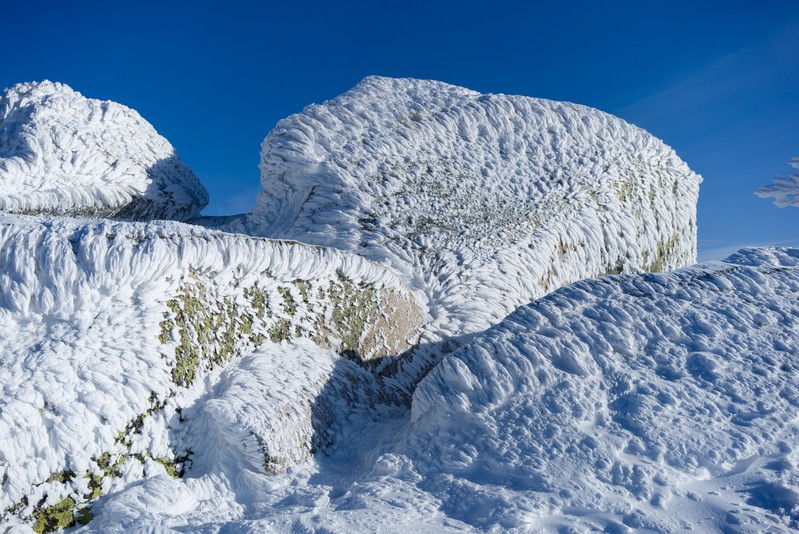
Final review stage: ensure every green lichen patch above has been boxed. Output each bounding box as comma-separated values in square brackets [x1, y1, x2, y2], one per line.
[32, 496, 78, 534]
[648, 233, 680, 273]
[152, 450, 192, 479]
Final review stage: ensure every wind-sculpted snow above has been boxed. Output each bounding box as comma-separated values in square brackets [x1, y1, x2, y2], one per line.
[0, 215, 422, 531]
[408, 247, 799, 531]
[72, 248, 799, 533]
[247, 76, 702, 338]
[0, 81, 208, 220]
[757, 157, 799, 208]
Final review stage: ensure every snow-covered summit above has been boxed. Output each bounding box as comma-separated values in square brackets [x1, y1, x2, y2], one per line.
[246, 76, 702, 338]
[0, 81, 208, 220]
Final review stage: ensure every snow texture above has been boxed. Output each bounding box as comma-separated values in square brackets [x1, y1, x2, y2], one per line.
[243, 76, 702, 338]
[78, 247, 799, 533]
[0, 81, 208, 220]
[757, 157, 799, 207]
[0, 215, 422, 529]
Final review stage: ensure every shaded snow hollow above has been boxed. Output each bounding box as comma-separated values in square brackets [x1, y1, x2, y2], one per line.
[0, 81, 208, 220]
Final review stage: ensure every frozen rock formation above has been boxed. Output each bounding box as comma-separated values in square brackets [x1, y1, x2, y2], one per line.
[757, 157, 799, 207]
[0, 215, 422, 530]
[71, 247, 799, 533]
[246, 76, 702, 337]
[0, 81, 208, 220]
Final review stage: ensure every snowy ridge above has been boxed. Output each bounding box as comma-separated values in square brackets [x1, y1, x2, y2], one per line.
[0, 215, 422, 529]
[244, 76, 702, 338]
[0, 81, 208, 220]
[757, 157, 799, 208]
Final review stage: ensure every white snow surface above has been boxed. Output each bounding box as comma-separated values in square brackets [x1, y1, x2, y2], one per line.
[76, 247, 799, 533]
[757, 157, 799, 207]
[0, 215, 421, 529]
[0, 81, 208, 220]
[242, 76, 702, 339]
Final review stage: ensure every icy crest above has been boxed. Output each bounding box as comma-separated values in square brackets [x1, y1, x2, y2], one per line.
[0, 81, 208, 220]
[757, 157, 799, 208]
[248, 76, 702, 337]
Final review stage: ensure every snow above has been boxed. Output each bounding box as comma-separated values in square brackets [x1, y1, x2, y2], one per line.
[0, 81, 208, 220]
[4, 76, 795, 534]
[0, 214, 421, 528]
[239, 76, 702, 339]
[80, 247, 799, 533]
[757, 157, 799, 208]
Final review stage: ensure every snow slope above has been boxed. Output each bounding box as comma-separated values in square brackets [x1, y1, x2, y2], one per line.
[0, 215, 422, 531]
[757, 157, 799, 208]
[242, 76, 702, 338]
[73, 247, 799, 533]
[0, 82, 208, 220]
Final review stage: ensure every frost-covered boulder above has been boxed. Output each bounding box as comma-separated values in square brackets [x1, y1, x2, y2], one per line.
[73, 248, 799, 532]
[0, 216, 422, 531]
[246, 76, 702, 337]
[0, 81, 208, 220]
[757, 157, 799, 207]
[406, 247, 799, 531]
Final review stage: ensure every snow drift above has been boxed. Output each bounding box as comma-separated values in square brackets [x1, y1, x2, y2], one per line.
[245, 76, 702, 338]
[0, 81, 208, 220]
[408, 247, 799, 531]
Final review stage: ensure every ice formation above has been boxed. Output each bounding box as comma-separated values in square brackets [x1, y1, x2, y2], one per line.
[0, 81, 208, 220]
[75, 248, 799, 533]
[12, 76, 793, 534]
[245, 76, 702, 337]
[757, 157, 799, 207]
[0, 215, 422, 530]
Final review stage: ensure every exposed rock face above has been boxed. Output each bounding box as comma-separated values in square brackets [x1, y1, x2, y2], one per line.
[247, 76, 702, 338]
[0, 81, 208, 220]
[0, 215, 422, 528]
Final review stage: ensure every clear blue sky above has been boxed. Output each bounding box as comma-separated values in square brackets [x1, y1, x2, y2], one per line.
[2, 1, 797, 260]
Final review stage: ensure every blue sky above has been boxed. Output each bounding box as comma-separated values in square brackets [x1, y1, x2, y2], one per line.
[2, 1, 797, 260]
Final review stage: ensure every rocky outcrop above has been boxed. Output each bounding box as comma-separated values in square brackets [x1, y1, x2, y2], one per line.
[0, 81, 208, 220]
[0, 215, 422, 530]
[246, 76, 702, 338]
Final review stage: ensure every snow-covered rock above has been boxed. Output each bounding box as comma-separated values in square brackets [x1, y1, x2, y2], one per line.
[407, 247, 799, 531]
[0, 81, 208, 220]
[0, 215, 422, 530]
[757, 157, 799, 207]
[243, 76, 702, 338]
[74, 247, 799, 533]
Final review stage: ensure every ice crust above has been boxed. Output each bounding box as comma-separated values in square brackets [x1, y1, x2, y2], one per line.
[246, 76, 702, 338]
[0, 81, 208, 220]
